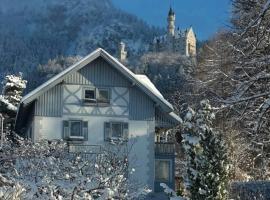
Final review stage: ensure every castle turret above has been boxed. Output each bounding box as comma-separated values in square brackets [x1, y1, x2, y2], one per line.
[118, 41, 127, 62]
[167, 7, 175, 36]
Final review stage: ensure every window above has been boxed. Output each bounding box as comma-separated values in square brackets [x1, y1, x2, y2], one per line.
[155, 160, 171, 182]
[188, 43, 191, 53]
[98, 88, 110, 104]
[83, 87, 110, 105]
[111, 122, 123, 138]
[70, 121, 82, 138]
[104, 122, 128, 141]
[83, 88, 96, 103]
[63, 120, 88, 141]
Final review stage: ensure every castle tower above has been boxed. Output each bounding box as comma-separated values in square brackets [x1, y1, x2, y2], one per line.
[167, 7, 175, 36]
[118, 41, 127, 62]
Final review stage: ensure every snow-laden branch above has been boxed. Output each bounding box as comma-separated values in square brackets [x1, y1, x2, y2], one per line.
[238, 0, 270, 38]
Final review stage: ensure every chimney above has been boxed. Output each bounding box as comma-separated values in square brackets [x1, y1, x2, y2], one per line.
[118, 41, 127, 62]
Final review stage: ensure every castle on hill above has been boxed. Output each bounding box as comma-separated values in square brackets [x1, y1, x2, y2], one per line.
[151, 7, 196, 57]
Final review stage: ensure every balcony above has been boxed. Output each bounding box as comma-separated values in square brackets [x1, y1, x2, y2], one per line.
[155, 142, 175, 156]
[68, 144, 101, 154]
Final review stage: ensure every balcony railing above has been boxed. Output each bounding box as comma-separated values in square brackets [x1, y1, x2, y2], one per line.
[155, 142, 175, 155]
[68, 144, 101, 154]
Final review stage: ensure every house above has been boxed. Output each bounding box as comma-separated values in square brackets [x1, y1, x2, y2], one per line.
[15, 48, 181, 193]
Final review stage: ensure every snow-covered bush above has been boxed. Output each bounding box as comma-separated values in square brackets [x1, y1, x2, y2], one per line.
[0, 135, 150, 199]
[181, 100, 230, 200]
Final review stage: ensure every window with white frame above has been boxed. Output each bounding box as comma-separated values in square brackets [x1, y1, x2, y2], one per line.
[63, 120, 88, 141]
[155, 159, 171, 182]
[104, 122, 128, 141]
[83, 87, 110, 105]
[83, 88, 96, 103]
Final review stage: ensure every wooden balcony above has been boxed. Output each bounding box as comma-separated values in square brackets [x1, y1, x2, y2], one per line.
[155, 142, 175, 156]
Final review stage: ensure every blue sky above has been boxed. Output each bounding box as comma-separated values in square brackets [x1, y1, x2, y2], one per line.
[111, 0, 231, 40]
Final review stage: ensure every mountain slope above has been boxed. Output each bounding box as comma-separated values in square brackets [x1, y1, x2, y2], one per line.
[0, 0, 163, 88]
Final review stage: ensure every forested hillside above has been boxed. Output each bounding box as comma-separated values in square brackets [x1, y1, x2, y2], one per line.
[0, 0, 163, 90]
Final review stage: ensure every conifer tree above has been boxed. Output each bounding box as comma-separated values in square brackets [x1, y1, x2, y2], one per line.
[182, 100, 230, 200]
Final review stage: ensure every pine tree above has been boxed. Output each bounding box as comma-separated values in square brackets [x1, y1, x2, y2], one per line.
[182, 100, 230, 200]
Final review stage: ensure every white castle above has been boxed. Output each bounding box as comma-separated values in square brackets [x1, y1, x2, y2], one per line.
[151, 7, 196, 57]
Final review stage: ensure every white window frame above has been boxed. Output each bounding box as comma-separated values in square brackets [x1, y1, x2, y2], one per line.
[83, 87, 111, 105]
[104, 121, 128, 141]
[83, 87, 96, 103]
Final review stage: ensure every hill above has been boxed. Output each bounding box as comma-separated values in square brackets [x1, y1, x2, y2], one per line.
[0, 0, 163, 89]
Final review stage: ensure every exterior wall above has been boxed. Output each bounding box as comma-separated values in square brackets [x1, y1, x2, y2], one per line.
[64, 57, 130, 87]
[33, 116, 63, 141]
[129, 87, 155, 121]
[32, 115, 155, 190]
[31, 56, 157, 190]
[129, 120, 155, 189]
[35, 84, 63, 117]
[186, 30, 196, 56]
[152, 33, 193, 56]
[63, 84, 129, 117]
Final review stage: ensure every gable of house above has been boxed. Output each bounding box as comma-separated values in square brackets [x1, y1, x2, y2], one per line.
[30, 57, 155, 121]
[16, 49, 180, 133]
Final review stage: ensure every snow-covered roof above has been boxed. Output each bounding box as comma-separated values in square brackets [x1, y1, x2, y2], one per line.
[20, 49, 180, 122]
[135, 74, 163, 99]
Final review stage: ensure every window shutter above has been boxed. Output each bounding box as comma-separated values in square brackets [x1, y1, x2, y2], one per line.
[63, 121, 70, 140]
[104, 122, 111, 141]
[82, 121, 88, 141]
[123, 123, 129, 141]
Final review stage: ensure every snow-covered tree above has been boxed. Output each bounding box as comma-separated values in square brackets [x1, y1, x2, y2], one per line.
[0, 135, 150, 200]
[196, 0, 270, 180]
[181, 100, 230, 200]
[140, 52, 196, 101]
[0, 73, 27, 117]
[37, 55, 82, 80]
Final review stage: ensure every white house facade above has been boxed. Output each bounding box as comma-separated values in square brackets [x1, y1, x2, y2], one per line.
[15, 48, 181, 194]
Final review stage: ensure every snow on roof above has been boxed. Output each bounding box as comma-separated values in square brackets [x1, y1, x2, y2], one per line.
[19, 48, 180, 122]
[169, 112, 182, 123]
[135, 74, 163, 99]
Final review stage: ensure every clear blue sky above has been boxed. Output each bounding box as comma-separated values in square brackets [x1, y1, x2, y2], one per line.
[111, 0, 231, 40]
